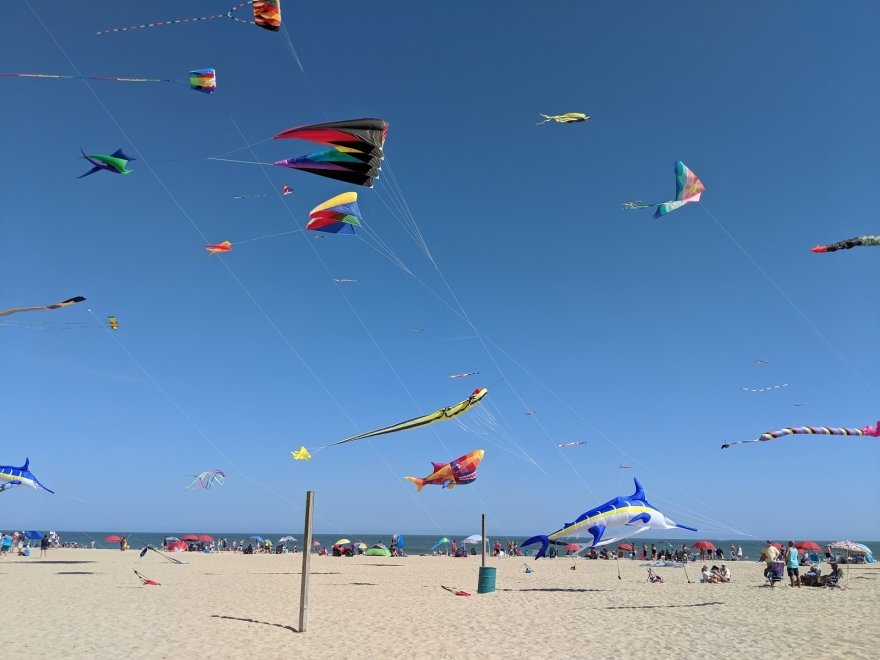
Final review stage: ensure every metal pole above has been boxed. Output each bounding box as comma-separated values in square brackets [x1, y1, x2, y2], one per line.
[298, 490, 314, 633]
[481, 513, 486, 567]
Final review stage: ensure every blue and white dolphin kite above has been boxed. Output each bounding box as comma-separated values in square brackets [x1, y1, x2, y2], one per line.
[522, 478, 695, 558]
[0, 458, 54, 494]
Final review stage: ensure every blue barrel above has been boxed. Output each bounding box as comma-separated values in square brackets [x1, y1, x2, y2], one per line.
[477, 566, 496, 594]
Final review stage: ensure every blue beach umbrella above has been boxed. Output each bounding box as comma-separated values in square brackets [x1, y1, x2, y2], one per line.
[250, 535, 263, 543]
[24, 530, 43, 540]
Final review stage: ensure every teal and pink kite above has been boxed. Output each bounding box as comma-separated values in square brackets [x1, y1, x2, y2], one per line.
[624, 161, 705, 218]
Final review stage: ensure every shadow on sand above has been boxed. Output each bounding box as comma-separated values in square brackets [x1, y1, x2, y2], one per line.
[211, 614, 298, 633]
[605, 601, 724, 610]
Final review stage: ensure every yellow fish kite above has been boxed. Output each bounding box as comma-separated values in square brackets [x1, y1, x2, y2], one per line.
[537, 113, 589, 124]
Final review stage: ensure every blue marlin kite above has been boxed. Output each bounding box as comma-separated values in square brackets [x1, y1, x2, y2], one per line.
[522, 478, 695, 558]
[78, 148, 135, 178]
[0, 458, 54, 494]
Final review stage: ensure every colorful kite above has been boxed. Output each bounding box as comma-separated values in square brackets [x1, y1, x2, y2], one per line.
[722, 421, 880, 449]
[78, 149, 135, 178]
[557, 441, 588, 448]
[811, 235, 880, 253]
[405, 449, 484, 491]
[0, 296, 86, 318]
[185, 469, 226, 490]
[290, 446, 312, 461]
[537, 113, 589, 124]
[431, 537, 450, 550]
[307, 192, 362, 234]
[205, 241, 232, 255]
[741, 383, 788, 393]
[298, 388, 489, 454]
[623, 161, 705, 218]
[522, 478, 696, 558]
[107, 316, 119, 331]
[273, 118, 388, 188]
[97, 1, 280, 35]
[0, 458, 54, 494]
[281, 184, 293, 196]
[334, 278, 358, 283]
[2, 68, 216, 94]
[448, 371, 479, 379]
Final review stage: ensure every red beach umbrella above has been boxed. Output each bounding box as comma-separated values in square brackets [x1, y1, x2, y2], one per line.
[795, 541, 821, 552]
[182, 534, 199, 542]
[564, 543, 581, 552]
[769, 542, 784, 551]
[691, 540, 716, 550]
[198, 535, 213, 542]
[618, 543, 634, 551]
[105, 535, 122, 542]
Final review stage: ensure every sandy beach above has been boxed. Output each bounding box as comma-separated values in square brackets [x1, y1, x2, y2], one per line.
[1, 549, 877, 659]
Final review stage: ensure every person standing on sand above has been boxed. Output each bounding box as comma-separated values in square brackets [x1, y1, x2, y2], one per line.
[763, 540, 780, 578]
[785, 541, 800, 587]
[40, 533, 49, 558]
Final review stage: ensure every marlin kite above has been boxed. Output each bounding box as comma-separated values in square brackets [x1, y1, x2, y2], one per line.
[78, 148, 135, 178]
[0, 458, 54, 494]
[522, 478, 695, 558]
[404, 449, 485, 491]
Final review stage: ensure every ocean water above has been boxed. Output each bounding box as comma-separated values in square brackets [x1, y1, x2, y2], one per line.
[14, 531, 878, 560]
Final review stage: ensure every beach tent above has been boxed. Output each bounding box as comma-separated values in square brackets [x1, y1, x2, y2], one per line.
[365, 543, 391, 557]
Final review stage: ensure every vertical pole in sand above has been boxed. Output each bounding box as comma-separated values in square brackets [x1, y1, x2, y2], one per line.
[298, 490, 314, 633]
[481, 513, 486, 567]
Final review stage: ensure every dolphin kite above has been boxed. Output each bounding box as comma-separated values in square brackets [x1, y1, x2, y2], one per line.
[0, 458, 54, 494]
[522, 478, 695, 559]
[78, 148, 135, 178]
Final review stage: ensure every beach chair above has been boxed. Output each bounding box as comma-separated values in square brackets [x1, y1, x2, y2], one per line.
[765, 561, 784, 587]
[822, 569, 844, 589]
[647, 568, 663, 583]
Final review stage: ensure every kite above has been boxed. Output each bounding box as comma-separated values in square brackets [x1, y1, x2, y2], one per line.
[755, 358, 771, 365]
[334, 278, 358, 283]
[618, 464, 632, 469]
[134, 569, 160, 586]
[741, 383, 788, 393]
[721, 421, 880, 449]
[299, 388, 488, 454]
[811, 235, 880, 253]
[793, 403, 808, 407]
[524, 411, 536, 416]
[0, 296, 85, 318]
[405, 449, 485, 491]
[97, 1, 281, 35]
[273, 118, 388, 188]
[0, 458, 54, 494]
[557, 441, 588, 448]
[185, 469, 226, 490]
[281, 184, 293, 196]
[448, 372, 479, 379]
[623, 161, 705, 218]
[107, 316, 119, 331]
[410, 328, 425, 333]
[522, 478, 696, 559]
[537, 113, 589, 124]
[307, 192, 363, 234]
[290, 446, 312, 461]
[78, 149, 135, 178]
[139, 545, 187, 564]
[205, 241, 232, 255]
[234, 183, 292, 200]
[1, 68, 216, 94]
[431, 537, 450, 550]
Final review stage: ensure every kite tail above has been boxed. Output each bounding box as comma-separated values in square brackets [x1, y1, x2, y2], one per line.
[810, 245, 828, 253]
[536, 114, 552, 125]
[521, 535, 550, 559]
[404, 476, 425, 492]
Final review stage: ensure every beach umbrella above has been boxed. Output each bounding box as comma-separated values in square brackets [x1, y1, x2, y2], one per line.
[279, 536, 297, 542]
[334, 538, 351, 545]
[769, 542, 784, 551]
[618, 543, 634, 551]
[795, 541, 821, 552]
[182, 534, 200, 542]
[105, 535, 122, 542]
[462, 535, 483, 545]
[564, 543, 582, 552]
[24, 531, 43, 540]
[691, 541, 715, 550]
[827, 540, 870, 555]
[357, 543, 367, 550]
[164, 536, 180, 542]
[311, 540, 321, 547]
[198, 535, 213, 542]
[250, 535, 264, 543]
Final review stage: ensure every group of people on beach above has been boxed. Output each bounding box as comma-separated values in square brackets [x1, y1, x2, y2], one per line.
[0, 531, 57, 558]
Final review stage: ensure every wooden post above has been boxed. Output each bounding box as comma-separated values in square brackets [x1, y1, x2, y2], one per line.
[298, 490, 314, 633]
[481, 513, 486, 567]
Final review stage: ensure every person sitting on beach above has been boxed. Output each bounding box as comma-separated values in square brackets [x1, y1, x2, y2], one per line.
[718, 564, 731, 582]
[818, 562, 841, 586]
[701, 565, 719, 583]
[763, 541, 780, 577]
[802, 564, 821, 586]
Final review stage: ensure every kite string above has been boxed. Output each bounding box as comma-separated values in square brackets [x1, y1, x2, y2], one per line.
[700, 203, 879, 402]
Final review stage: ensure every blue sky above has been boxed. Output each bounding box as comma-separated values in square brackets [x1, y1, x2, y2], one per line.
[1, 1, 878, 541]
